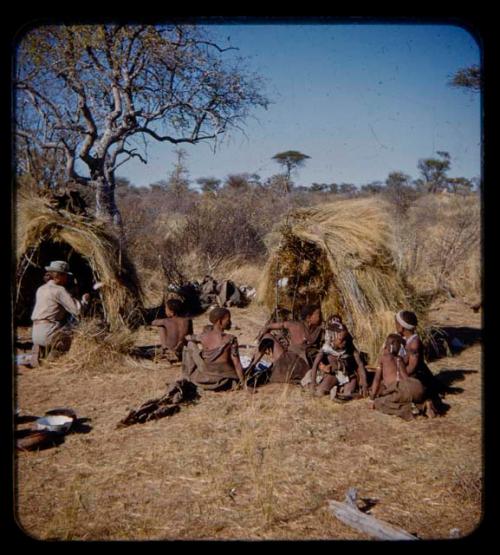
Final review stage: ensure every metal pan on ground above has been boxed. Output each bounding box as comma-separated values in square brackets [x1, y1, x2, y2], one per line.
[45, 408, 77, 420]
[35, 414, 74, 434]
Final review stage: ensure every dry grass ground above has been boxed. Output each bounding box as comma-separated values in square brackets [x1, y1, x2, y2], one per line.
[14, 299, 482, 541]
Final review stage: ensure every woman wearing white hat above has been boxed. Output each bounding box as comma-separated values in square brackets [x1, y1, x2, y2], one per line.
[30, 261, 90, 366]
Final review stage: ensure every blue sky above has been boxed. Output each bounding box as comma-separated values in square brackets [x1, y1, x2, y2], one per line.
[120, 23, 481, 189]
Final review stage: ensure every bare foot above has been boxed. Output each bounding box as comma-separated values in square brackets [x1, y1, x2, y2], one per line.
[425, 400, 438, 418]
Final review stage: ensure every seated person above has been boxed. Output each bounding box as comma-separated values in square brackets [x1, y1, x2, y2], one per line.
[182, 308, 245, 391]
[305, 322, 368, 398]
[395, 310, 442, 417]
[370, 333, 426, 421]
[31, 260, 90, 366]
[216, 279, 244, 308]
[199, 275, 219, 309]
[249, 304, 324, 384]
[151, 298, 193, 362]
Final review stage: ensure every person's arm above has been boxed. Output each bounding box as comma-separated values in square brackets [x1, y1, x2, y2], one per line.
[370, 359, 383, 400]
[309, 351, 323, 392]
[56, 287, 85, 317]
[396, 356, 410, 380]
[229, 337, 245, 384]
[354, 350, 369, 396]
[256, 321, 286, 340]
[405, 339, 421, 376]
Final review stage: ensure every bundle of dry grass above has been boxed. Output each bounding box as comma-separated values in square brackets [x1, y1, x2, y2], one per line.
[15, 194, 144, 330]
[47, 319, 141, 373]
[257, 197, 421, 362]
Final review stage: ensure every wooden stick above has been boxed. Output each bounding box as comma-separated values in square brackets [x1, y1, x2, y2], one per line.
[328, 489, 418, 540]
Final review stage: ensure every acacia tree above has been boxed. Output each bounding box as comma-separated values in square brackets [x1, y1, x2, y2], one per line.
[271, 150, 310, 194]
[417, 151, 451, 194]
[15, 24, 268, 225]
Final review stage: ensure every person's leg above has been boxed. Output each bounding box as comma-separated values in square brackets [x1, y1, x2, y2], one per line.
[30, 344, 43, 367]
[340, 376, 357, 396]
[424, 398, 438, 418]
[31, 322, 53, 367]
[316, 374, 337, 396]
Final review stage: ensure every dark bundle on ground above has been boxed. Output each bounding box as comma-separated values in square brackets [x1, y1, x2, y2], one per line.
[15, 194, 144, 330]
[117, 379, 200, 427]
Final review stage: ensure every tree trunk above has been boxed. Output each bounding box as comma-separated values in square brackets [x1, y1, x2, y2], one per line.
[93, 174, 123, 227]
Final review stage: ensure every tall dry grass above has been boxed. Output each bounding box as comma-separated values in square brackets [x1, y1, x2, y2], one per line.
[391, 193, 481, 303]
[257, 197, 418, 362]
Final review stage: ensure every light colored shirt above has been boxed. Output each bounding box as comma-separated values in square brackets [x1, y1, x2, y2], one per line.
[31, 280, 83, 323]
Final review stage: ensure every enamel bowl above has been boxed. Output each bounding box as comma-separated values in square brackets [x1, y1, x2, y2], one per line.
[35, 414, 74, 434]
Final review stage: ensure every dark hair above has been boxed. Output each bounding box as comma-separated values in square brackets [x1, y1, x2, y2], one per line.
[166, 298, 183, 315]
[385, 333, 403, 355]
[300, 304, 320, 321]
[209, 307, 230, 324]
[398, 310, 418, 328]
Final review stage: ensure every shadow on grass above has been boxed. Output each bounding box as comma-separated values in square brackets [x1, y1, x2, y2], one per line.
[129, 345, 159, 360]
[434, 368, 478, 395]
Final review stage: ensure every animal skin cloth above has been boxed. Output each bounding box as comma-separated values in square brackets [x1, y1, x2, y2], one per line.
[182, 339, 240, 391]
[373, 377, 425, 421]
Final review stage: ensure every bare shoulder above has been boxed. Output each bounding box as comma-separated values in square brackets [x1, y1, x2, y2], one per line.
[408, 334, 422, 345]
[406, 335, 422, 353]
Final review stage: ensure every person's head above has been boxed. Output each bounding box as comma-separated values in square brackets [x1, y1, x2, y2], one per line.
[328, 314, 343, 325]
[327, 323, 348, 350]
[300, 304, 322, 326]
[44, 261, 72, 286]
[165, 298, 183, 317]
[384, 333, 404, 355]
[395, 310, 418, 335]
[209, 307, 231, 330]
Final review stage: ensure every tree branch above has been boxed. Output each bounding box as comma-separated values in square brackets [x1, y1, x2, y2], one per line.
[134, 126, 221, 144]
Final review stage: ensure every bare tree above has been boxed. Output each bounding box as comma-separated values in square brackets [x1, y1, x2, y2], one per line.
[15, 24, 269, 225]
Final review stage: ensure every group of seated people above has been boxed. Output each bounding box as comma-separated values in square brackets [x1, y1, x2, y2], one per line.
[29, 260, 442, 420]
[154, 297, 442, 420]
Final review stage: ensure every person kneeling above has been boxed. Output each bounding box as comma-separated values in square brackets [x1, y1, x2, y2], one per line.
[30, 261, 90, 366]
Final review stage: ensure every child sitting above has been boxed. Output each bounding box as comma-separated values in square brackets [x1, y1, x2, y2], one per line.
[151, 298, 193, 362]
[304, 322, 368, 399]
[370, 333, 426, 420]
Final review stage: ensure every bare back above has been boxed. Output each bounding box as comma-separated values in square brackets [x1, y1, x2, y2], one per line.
[380, 353, 407, 387]
[285, 321, 322, 350]
[200, 329, 238, 364]
[152, 316, 193, 349]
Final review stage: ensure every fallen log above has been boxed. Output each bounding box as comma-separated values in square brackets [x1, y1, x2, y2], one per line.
[328, 488, 418, 540]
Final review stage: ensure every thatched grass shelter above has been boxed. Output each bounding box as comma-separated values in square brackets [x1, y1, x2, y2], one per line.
[15, 194, 144, 330]
[257, 197, 421, 362]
